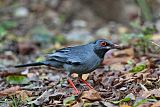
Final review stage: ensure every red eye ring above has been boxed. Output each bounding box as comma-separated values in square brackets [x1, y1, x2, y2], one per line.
[100, 41, 107, 46]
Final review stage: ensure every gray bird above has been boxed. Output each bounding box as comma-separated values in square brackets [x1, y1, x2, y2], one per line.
[15, 39, 120, 94]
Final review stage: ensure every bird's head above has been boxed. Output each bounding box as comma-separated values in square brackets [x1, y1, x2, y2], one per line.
[92, 39, 121, 58]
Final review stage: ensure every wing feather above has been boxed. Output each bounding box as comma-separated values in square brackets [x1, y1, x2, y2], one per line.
[47, 48, 82, 65]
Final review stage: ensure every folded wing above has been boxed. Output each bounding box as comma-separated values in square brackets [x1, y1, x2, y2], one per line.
[47, 48, 82, 65]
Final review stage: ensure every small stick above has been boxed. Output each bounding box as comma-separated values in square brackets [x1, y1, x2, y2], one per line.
[150, 41, 160, 47]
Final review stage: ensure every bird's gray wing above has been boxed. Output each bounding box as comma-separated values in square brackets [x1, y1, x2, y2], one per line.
[47, 48, 82, 65]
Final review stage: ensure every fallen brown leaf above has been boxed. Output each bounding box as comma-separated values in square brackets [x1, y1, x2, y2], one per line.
[0, 68, 20, 77]
[110, 63, 125, 71]
[113, 48, 134, 57]
[151, 101, 160, 107]
[0, 86, 21, 97]
[28, 89, 54, 105]
[141, 89, 160, 98]
[103, 57, 133, 65]
[72, 102, 83, 107]
[151, 34, 160, 41]
[18, 41, 37, 55]
[16, 90, 33, 102]
[81, 89, 102, 101]
[82, 73, 89, 80]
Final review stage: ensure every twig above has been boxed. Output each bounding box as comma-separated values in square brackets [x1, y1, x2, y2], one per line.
[150, 41, 160, 48]
[139, 83, 148, 92]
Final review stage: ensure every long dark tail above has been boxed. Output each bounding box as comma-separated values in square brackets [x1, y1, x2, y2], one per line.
[15, 62, 45, 68]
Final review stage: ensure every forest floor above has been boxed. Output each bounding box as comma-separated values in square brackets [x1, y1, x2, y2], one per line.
[0, 1, 160, 107]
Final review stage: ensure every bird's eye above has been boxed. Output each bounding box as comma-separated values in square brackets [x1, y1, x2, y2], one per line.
[100, 41, 108, 46]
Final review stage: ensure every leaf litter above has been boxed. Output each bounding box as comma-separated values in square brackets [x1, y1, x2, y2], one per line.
[1, 38, 160, 107]
[0, 1, 160, 107]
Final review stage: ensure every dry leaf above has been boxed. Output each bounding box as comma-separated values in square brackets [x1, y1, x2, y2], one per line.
[100, 101, 118, 107]
[16, 90, 32, 102]
[110, 63, 125, 71]
[151, 34, 160, 41]
[81, 89, 102, 101]
[0, 86, 21, 97]
[71, 73, 78, 78]
[18, 41, 37, 55]
[113, 48, 134, 57]
[28, 89, 53, 105]
[120, 104, 132, 107]
[72, 102, 83, 107]
[141, 89, 160, 98]
[103, 57, 133, 65]
[151, 101, 160, 107]
[82, 73, 89, 80]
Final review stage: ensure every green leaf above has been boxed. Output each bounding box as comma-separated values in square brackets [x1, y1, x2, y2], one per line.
[53, 34, 66, 44]
[133, 98, 157, 107]
[127, 60, 134, 65]
[111, 101, 121, 104]
[83, 102, 94, 107]
[0, 26, 7, 38]
[130, 19, 141, 30]
[147, 98, 157, 102]
[111, 97, 131, 105]
[133, 99, 148, 107]
[130, 64, 147, 73]
[35, 56, 45, 62]
[121, 97, 131, 102]
[125, 93, 136, 101]
[1, 20, 17, 29]
[6, 75, 30, 84]
[63, 95, 75, 106]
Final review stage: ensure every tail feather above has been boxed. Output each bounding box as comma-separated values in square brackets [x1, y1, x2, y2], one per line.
[15, 62, 45, 68]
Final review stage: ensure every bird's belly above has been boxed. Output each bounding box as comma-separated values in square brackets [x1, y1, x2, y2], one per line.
[64, 58, 102, 74]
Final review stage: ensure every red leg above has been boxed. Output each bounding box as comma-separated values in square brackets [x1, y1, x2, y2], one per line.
[80, 78, 94, 89]
[68, 78, 79, 94]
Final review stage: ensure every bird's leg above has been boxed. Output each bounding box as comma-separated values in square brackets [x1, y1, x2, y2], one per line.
[79, 75, 94, 89]
[67, 78, 79, 94]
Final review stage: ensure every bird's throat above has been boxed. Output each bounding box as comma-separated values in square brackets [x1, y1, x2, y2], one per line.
[94, 49, 108, 58]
